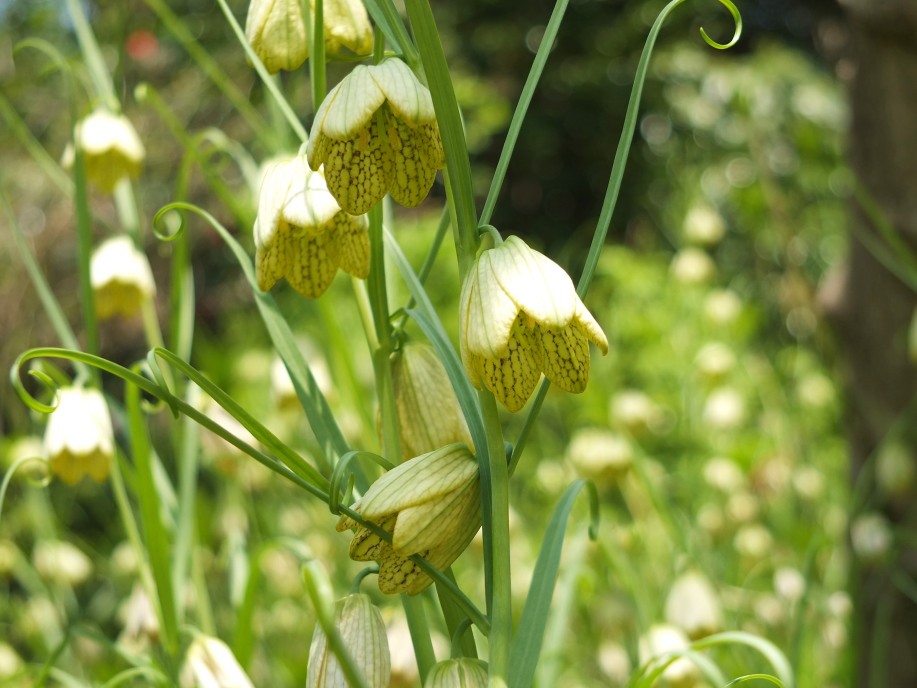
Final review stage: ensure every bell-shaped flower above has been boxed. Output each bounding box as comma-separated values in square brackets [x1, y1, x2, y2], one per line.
[180, 635, 254, 688]
[91, 236, 156, 320]
[62, 109, 145, 193]
[245, 0, 372, 74]
[391, 342, 473, 461]
[306, 57, 445, 215]
[43, 387, 114, 484]
[459, 236, 608, 412]
[337, 443, 480, 595]
[255, 155, 369, 298]
[424, 658, 489, 688]
[307, 593, 390, 688]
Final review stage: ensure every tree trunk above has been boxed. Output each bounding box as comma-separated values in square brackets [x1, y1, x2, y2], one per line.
[827, 1, 917, 685]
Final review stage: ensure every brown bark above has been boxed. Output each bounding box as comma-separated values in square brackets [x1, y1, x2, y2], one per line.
[826, 1, 917, 685]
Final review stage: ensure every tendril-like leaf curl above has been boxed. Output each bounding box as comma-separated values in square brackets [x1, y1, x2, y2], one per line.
[329, 450, 394, 515]
[699, 0, 742, 50]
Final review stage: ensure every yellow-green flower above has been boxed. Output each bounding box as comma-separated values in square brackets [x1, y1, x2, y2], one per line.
[43, 387, 114, 485]
[391, 342, 473, 461]
[90, 236, 156, 320]
[245, 0, 373, 74]
[254, 155, 369, 298]
[307, 593, 390, 688]
[459, 235, 608, 412]
[337, 443, 480, 595]
[306, 57, 445, 215]
[62, 109, 145, 193]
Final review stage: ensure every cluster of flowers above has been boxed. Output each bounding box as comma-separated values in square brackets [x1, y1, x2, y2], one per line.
[41, 0, 610, 684]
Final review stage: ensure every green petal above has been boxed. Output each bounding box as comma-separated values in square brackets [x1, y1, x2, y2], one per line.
[359, 444, 477, 519]
[492, 236, 577, 329]
[538, 323, 591, 394]
[474, 316, 543, 412]
[392, 477, 480, 554]
[387, 117, 440, 208]
[284, 226, 342, 298]
[370, 58, 436, 126]
[335, 213, 371, 279]
[320, 65, 387, 139]
[323, 118, 393, 215]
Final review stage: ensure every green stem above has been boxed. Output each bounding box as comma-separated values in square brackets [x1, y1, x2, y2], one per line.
[113, 180, 142, 245]
[309, 0, 327, 108]
[403, 0, 478, 272]
[64, 0, 118, 110]
[402, 593, 437, 681]
[479, 389, 511, 682]
[367, 206, 400, 459]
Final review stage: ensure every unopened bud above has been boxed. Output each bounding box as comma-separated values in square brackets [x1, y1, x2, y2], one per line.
[307, 593, 390, 688]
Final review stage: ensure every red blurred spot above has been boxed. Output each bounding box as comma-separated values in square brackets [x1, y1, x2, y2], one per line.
[125, 30, 159, 62]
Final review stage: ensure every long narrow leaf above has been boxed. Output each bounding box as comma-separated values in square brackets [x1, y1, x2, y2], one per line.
[508, 480, 599, 688]
[152, 203, 351, 472]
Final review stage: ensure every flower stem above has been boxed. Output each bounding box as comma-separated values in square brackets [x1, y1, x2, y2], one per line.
[479, 389, 511, 683]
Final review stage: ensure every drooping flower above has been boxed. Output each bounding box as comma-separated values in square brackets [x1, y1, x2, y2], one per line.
[90, 236, 156, 320]
[307, 593, 390, 688]
[459, 235, 608, 412]
[337, 443, 480, 595]
[245, 0, 373, 74]
[43, 387, 114, 484]
[254, 154, 369, 298]
[390, 342, 473, 461]
[180, 635, 254, 688]
[424, 658, 489, 688]
[62, 109, 145, 193]
[306, 57, 445, 215]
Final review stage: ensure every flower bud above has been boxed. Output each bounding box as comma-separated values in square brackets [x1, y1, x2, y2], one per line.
[91, 236, 156, 320]
[43, 387, 114, 484]
[62, 109, 145, 193]
[391, 342, 473, 460]
[180, 635, 254, 688]
[423, 658, 488, 688]
[307, 593, 390, 688]
[337, 444, 480, 595]
[664, 570, 723, 639]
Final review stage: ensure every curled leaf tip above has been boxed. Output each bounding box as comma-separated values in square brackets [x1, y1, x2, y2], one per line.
[700, 0, 742, 50]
